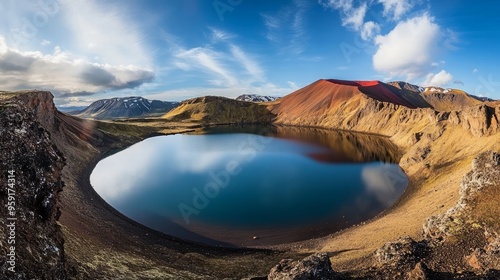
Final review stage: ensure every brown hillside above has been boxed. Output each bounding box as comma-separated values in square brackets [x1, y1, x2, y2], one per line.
[162, 96, 274, 124]
[421, 87, 483, 111]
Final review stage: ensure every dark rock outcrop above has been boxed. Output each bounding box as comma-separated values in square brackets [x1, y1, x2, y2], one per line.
[374, 237, 428, 268]
[0, 93, 66, 279]
[268, 253, 339, 280]
[423, 151, 500, 240]
[406, 262, 430, 280]
[373, 151, 500, 278]
[467, 233, 500, 272]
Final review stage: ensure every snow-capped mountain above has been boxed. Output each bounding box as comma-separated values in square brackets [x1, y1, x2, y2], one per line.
[235, 94, 280, 102]
[74, 97, 179, 120]
[423, 86, 454, 93]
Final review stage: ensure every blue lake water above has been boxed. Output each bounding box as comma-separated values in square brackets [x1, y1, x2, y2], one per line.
[90, 126, 408, 246]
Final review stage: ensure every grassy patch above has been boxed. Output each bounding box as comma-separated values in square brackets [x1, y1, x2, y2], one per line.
[471, 183, 500, 232]
[96, 121, 159, 138]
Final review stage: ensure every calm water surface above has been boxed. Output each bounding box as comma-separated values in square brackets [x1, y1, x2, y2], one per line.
[90, 126, 407, 246]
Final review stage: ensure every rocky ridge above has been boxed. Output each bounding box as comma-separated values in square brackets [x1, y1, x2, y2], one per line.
[0, 92, 66, 279]
[268, 253, 340, 280]
[271, 80, 500, 147]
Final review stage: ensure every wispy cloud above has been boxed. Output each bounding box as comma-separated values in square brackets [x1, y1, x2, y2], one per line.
[229, 44, 265, 82]
[172, 28, 266, 88]
[378, 0, 415, 21]
[262, 0, 310, 55]
[175, 47, 237, 87]
[208, 27, 236, 42]
[263, 14, 281, 29]
[290, 0, 308, 54]
[319, 0, 369, 30]
[361, 21, 381, 41]
[159, 27, 299, 102]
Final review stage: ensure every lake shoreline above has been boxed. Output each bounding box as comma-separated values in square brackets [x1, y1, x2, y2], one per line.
[86, 128, 407, 248]
[58, 118, 500, 277]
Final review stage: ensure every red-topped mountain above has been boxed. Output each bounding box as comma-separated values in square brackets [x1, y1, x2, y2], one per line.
[327, 79, 431, 108]
[270, 79, 497, 137]
[270, 79, 425, 125]
[271, 79, 489, 117]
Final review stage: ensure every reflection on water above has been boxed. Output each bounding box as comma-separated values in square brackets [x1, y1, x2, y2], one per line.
[91, 126, 407, 246]
[199, 125, 403, 163]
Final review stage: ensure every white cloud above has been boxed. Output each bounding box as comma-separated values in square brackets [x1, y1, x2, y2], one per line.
[423, 70, 453, 87]
[0, 36, 154, 95]
[319, 0, 368, 31]
[0, 37, 7, 53]
[378, 0, 414, 20]
[319, 0, 354, 11]
[373, 13, 441, 80]
[41, 40, 51, 46]
[361, 21, 381, 41]
[344, 3, 368, 30]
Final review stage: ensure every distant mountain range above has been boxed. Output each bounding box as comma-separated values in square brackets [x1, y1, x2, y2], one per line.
[73, 97, 179, 120]
[235, 94, 280, 102]
[69, 80, 496, 121]
[159, 79, 498, 128]
[57, 106, 88, 113]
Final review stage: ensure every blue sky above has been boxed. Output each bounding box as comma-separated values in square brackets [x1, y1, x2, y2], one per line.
[0, 0, 499, 107]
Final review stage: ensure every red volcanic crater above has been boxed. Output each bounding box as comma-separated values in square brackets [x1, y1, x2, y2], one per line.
[326, 79, 417, 108]
[271, 79, 421, 121]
